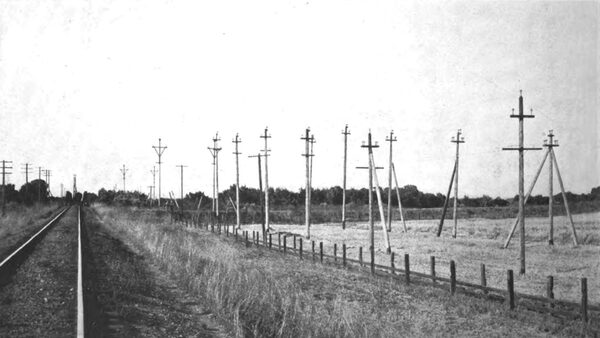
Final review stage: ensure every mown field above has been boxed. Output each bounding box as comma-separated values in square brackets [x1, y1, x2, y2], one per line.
[240, 212, 600, 307]
[94, 205, 594, 337]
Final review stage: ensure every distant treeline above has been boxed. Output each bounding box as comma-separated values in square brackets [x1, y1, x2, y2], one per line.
[0, 179, 81, 205]
[95, 185, 600, 210]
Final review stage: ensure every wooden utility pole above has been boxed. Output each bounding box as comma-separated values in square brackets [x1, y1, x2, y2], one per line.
[249, 153, 266, 234]
[451, 129, 465, 238]
[341, 124, 350, 229]
[150, 166, 157, 203]
[38, 166, 43, 203]
[301, 128, 315, 238]
[504, 130, 578, 247]
[1, 160, 13, 216]
[21, 163, 32, 196]
[356, 131, 383, 257]
[43, 169, 52, 197]
[502, 90, 541, 275]
[120, 164, 128, 192]
[385, 131, 397, 232]
[261, 128, 271, 230]
[233, 134, 242, 229]
[208, 133, 222, 216]
[176, 164, 187, 204]
[73, 174, 77, 196]
[152, 138, 167, 207]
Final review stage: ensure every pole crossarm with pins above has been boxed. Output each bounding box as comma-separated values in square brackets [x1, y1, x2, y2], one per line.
[502, 90, 542, 275]
[301, 127, 316, 238]
[385, 131, 397, 232]
[152, 138, 167, 207]
[260, 127, 272, 231]
[341, 124, 350, 229]
[1, 160, 13, 215]
[120, 164, 128, 192]
[249, 153, 267, 234]
[208, 133, 222, 217]
[232, 133, 242, 229]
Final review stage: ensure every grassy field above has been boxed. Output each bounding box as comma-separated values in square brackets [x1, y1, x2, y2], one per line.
[0, 202, 63, 259]
[240, 212, 600, 307]
[94, 205, 592, 337]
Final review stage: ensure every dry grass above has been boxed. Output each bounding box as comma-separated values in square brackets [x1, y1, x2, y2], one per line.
[94, 205, 588, 337]
[241, 212, 600, 306]
[0, 202, 62, 258]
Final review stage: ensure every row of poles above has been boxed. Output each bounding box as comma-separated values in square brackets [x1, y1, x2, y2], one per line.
[132, 91, 576, 276]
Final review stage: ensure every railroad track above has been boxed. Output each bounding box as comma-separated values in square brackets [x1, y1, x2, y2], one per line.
[0, 205, 87, 337]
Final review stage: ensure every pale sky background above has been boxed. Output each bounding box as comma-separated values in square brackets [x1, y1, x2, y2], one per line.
[0, 0, 598, 199]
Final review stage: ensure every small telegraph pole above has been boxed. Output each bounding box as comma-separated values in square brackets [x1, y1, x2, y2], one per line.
[341, 124, 350, 229]
[21, 163, 32, 196]
[176, 164, 187, 207]
[261, 127, 272, 230]
[301, 128, 316, 238]
[502, 90, 541, 275]
[150, 166, 157, 202]
[208, 133, 222, 216]
[120, 164, 128, 192]
[249, 153, 266, 234]
[385, 131, 397, 232]
[152, 138, 167, 207]
[38, 166, 43, 203]
[232, 134, 242, 229]
[1, 160, 13, 215]
[43, 170, 52, 197]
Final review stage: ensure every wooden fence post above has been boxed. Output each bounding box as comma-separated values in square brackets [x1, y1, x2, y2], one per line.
[547, 276, 554, 308]
[334, 244, 337, 263]
[481, 263, 487, 295]
[252, 231, 255, 244]
[278, 233, 281, 251]
[343, 244, 347, 267]
[245, 231, 248, 247]
[390, 252, 395, 275]
[359, 247, 363, 267]
[319, 242, 323, 263]
[581, 277, 588, 323]
[293, 235, 297, 251]
[430, 256, 436, 284]
[507, 269, 515, 310]
[450, 260, 456, 295]
[404, 254, 410, 285]
[312, 241, 316, 261]
[283, 235, 287, 254]
[370, 247, 375, 275]
[299, 238, 303, 260]
[269, 234, 272, 249]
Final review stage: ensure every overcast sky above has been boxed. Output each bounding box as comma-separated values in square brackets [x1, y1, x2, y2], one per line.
[0, 0, 597, 199]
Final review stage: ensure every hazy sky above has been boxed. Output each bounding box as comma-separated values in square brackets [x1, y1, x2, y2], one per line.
[0, 0, 597, 199]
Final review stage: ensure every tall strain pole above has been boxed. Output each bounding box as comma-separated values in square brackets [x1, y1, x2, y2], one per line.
[341, 125, 350, 229]
[451, 129, 465, 238]
[502, 91, 541, 275]
[544, 130, 557, 245]
[385, 131, 397, 232]
[208, 133, 222, 216]
[176, 165, 187, 206]
[152, 138, 167, 207]
[357, 131, 381, 257]
[1, 160, 13, 216]
[120, 164, 128, 191]
[261, 128, 271, 230]
[233, 134, 242, 229]
[301, 128, 315, 238]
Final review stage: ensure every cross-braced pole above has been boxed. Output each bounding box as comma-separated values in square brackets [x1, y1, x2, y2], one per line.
[120, 164, 128, 192]
[301, 128, 315, 238]
[502, 90, 541, 275]
[261, 127, 271, 230]
[451, 129, 465, 238]
[341, 124, 350, 229]
[545, 130, 557, 245]
[152, 138, 167, 207]
[233, 134, 242, 229]
[208, 133, 222, 216]
[357, 131, 383, 257]
[385, 131, 397, 232]
[176, 164, 187, 208]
